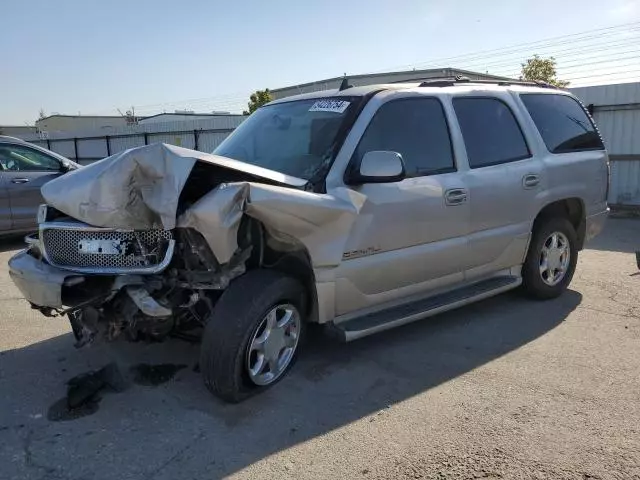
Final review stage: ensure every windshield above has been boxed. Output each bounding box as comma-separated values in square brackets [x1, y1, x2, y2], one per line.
[213, 97, 359, 180]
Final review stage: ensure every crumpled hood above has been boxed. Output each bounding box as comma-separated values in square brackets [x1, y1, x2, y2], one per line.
[41, 143, 366, 267]
[41, 143, 306, 230]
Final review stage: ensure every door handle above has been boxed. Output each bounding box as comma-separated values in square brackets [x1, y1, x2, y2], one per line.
[11, 178, 29, 184]
[445, 188, 468, 206]
[522, 174, 540, 188]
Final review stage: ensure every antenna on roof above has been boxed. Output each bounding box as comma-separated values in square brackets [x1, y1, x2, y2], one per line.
[117, 106, 138, 126]
[339, 76, 353, 91]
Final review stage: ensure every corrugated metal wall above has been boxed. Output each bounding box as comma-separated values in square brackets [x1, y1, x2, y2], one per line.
[22, 115, 247, 165]
[609, 161, 640, 206]
[571, 82, 640, 206]
[593, 109, 640, 156]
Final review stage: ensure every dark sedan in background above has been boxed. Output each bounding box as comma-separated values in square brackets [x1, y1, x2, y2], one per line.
[0, 136, 79, 235]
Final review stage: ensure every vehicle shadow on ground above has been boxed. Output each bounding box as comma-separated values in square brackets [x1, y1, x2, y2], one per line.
[587, 217, 639, 254]
[0, 290, 581, 479]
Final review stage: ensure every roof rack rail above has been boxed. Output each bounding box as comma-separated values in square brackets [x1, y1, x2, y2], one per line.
[417, 75, 560, 89]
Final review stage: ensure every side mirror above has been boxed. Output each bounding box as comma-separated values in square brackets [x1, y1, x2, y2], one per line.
[347, 151, 406, 185]
[60, 162, 74, 172]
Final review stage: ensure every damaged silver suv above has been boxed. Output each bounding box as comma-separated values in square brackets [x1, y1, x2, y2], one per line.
[9, 79, 609, 402]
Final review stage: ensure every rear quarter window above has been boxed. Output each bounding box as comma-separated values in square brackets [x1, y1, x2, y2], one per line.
[520, 94, 604, 153]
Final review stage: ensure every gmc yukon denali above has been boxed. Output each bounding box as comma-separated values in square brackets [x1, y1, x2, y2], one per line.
[9, 78, 609, 402]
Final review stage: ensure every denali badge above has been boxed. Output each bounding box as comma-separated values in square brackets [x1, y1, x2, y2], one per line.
[342, 246, 381, 260]
[78, 239, 125, 255]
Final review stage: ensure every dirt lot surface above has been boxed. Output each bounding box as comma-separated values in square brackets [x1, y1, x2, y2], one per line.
[1, 219, 639, 480]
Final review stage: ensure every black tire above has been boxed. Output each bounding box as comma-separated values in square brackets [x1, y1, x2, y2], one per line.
[200, 269, 306, 403]
[522, 217, 578, 300]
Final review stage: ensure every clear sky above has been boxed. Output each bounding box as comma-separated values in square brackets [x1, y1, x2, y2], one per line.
[1, 0, 639, 124]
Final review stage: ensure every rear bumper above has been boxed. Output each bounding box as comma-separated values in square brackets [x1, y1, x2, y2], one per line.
[8, 250, 80, 308]
[585, 208, 609, 243]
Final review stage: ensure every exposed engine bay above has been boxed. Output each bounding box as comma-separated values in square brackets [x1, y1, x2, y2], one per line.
[25, 217, 257, 347]
[9, 143, 365, 348]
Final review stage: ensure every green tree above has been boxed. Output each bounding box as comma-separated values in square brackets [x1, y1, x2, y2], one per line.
[520, 55, 569, 87]
[243, 89, 272, 115]
[38, 108, 47, 121]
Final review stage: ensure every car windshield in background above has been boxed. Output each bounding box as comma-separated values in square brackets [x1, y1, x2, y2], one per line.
[213, 97, 358, 180]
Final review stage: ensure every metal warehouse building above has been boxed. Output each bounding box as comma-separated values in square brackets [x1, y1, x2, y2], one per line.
[270, 68, 513, 99]
[571, 82, 640, 208]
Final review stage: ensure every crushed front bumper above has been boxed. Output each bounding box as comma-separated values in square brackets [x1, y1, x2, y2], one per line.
[8, 250, 83, 308]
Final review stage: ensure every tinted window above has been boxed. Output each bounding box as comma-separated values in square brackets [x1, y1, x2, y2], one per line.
[0, 144, 61, 171]
[354, 98, 455, 177]
[520, 94, 604, 153]
[453, 98, 530, 168]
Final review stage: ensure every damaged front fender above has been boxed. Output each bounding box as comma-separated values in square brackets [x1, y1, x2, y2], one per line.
[42, 143, 367, 269]
[178, 182, 365, 267]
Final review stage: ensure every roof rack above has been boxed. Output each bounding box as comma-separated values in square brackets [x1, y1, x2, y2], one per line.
[417, 75, 559, 89]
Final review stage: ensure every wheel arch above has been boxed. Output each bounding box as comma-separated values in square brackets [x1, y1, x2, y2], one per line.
[242, 219, 318, 323]
[532, 198, 586, 250]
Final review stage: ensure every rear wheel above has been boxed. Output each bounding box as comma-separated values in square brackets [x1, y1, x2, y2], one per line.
[522, 217, 578, 300]
[200, 269, 305, 403]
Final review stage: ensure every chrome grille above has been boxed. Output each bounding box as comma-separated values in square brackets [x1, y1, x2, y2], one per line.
[41, 224, 173, 273]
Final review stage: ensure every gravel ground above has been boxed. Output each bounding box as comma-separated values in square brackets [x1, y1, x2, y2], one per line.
[0, 218, 639, 480]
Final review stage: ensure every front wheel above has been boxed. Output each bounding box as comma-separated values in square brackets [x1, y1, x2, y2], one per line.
[522, 217, 578, 300]
[200, 269, 306, 403]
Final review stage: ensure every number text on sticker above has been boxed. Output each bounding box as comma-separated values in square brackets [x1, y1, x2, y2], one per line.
[309, 100, 351, 114]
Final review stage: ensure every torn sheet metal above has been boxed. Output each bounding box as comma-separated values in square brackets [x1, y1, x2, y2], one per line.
[178, 183, 366, 267]
[42, 143, 197, 230]
[177, 183, 250, 264]
[42, 143, 308, 230]
[42, 143, 366, 269]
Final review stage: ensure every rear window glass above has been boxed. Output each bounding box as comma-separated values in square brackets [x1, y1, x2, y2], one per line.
[520, 94, 604, 153]
[453, 97, 530, 168]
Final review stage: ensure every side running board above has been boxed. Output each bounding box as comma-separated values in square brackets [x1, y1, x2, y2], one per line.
[330, 276, 521, 342]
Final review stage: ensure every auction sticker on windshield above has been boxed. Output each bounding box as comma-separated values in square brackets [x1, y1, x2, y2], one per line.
[309, 100, 351, 113]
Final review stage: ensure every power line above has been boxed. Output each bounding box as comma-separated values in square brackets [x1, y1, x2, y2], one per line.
[409, 36, 640, 74]
[571, 77, 640, 86]
[418, 23, 640, 69]
[565, 69, 640, 81]
[130, 91, 249, 110]
[366, 21, 640, 74]
[489, 58, 640, 78]
[87, 23, 640, 117]
[449, 40, 640, 71]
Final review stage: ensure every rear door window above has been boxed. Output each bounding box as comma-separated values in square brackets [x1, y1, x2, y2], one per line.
[520, 94, 604, 153]
[453, 97, 530, 168]
[354, 97, 455, 177]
